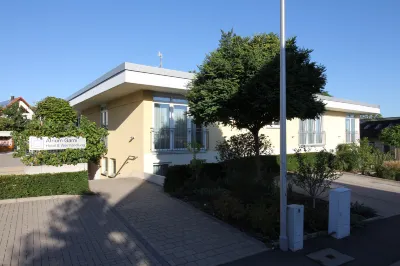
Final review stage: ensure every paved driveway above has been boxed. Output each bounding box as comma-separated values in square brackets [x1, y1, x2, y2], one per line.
[0, 177, 267, 266]
[90, 178, 267, 266]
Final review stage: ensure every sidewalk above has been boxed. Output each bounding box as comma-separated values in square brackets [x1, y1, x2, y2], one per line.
[223, 214, 400, 266]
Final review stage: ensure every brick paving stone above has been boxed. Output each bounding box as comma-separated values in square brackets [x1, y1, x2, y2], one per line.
[91, 178, 268, 266]
[0, 196, 161, 266]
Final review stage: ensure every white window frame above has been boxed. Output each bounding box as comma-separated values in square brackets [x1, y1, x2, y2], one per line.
[345, 114, 357, 143]
[101, 157, 108, 176]
[299, 116, 324, 146]
[100, 105, 108, 129]
[152, 96, 207, 151]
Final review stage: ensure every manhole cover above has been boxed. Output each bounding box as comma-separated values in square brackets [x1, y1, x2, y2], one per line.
[307, 248, 354, 266]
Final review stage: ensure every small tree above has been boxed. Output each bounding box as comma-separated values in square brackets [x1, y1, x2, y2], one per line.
[358, 137, 374, 175]
[381, 125, 400, 148]
[187, 30, 326, 179]
[215, 132, 273, 161]
[293, 148, 341, 208]
[187, 142, 204, 180]
[13, 97, 107, 166]
[0, 102, 29, 132]
[35, 97, 77, 124]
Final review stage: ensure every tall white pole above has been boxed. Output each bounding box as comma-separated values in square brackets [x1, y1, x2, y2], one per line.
[279, 0, 288, 252]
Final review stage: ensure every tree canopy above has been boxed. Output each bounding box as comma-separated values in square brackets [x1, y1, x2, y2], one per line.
[13, 97, 107, 166]
[187, 31, 326, 133]
[35, 97, 77, 124]
[360, 113, 383, 121]
[380, 125, 400, 148]
[0, 103, 29, 132]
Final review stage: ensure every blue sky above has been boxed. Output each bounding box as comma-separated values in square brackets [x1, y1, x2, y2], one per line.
[0, 0, 398, 116]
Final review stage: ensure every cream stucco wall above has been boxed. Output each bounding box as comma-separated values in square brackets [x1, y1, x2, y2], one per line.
[81, 91, 146, 178]
[208, 110, 360, 154]
[81, 90, 362, 177]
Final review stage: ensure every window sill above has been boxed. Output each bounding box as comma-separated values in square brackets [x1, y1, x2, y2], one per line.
[152, 150, 209, 154]
[300, 144, 325, 147]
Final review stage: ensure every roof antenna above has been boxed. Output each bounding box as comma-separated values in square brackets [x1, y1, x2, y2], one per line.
[158, 51, 163, 68]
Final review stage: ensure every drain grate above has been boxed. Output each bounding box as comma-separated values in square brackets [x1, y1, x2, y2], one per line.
[307, 248, 354, 266]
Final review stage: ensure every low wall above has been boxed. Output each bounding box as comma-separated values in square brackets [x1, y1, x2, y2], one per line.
[23, 163, 88, 175]
[0, 163, 90, 176]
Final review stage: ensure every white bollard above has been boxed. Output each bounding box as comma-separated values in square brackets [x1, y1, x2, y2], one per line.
[329, 187, 351, 239]
[287, 204, 304, 251]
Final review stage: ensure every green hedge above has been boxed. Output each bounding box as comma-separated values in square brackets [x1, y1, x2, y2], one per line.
[164, 153, 322, 193]
[0, 171, 90, 200]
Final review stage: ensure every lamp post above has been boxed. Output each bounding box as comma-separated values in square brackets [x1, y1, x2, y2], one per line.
[279, 0, 288, 252]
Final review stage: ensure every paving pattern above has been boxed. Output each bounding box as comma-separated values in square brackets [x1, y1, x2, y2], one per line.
[0, 177, 267, 266]
[0, 196, 161, 266]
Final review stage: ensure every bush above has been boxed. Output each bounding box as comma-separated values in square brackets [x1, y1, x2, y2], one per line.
[163, 165, 191, 193]
[358, 138, 374, 175]
[351, 201, 377, 218]
[292, 148, 341, 208]
[372, 150, 393, 178]
[248, 202, 279, 238]
[335, 143, 359, 172]
[379, 161, 400, 180]
[212, 193, 247, 220]
[216, 132, 273, 161]
[0, 171, 90, 199]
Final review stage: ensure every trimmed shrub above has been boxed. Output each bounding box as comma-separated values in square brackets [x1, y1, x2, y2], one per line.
[0, 171, 90, 199]
[212, 193, 247, 220]
[335, 143, 359, 172]
[248, 202, 279, 238]
[163, 165, 191, 193]
[351, 201, 377, 218]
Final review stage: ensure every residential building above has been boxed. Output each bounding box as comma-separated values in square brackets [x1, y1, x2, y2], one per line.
[0, 96, 34, 119]
[0, 96, 34, 153]
[67, 63, 380, 179]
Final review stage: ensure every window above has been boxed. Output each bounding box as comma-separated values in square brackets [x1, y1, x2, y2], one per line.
[346, 114, 357, 143]
[109, 158, 116, 177]
[100, 105, 108, 129]
[299, 117, 324, 145]
[101, 157, 108, 175]
[152, 96, 207, 151]
[153, 163, 169, 176]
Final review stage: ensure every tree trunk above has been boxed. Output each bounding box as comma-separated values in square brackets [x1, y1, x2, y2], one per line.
[252, 130, 262, 181]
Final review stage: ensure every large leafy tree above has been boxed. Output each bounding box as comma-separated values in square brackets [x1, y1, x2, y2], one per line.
[35, 97, 77, 124]
[0, 102, 29, 132]
[187, 31, 327, 177]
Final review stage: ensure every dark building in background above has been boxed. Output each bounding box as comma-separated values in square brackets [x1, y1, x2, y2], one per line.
[360, 117, 400, 158]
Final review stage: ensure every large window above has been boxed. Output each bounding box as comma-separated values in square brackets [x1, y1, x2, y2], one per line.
[152, 96, 207, 151]
[299, 117, 324, 145]
[346, 114, 357, 143]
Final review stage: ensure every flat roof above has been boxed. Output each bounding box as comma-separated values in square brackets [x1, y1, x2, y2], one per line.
[66, 62, 380, 110]
[66, 62, 195, 101]
[317, 95, 380, 109]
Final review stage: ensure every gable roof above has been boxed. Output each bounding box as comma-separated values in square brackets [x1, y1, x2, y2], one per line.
[0, 97, 31, 109]
[360, 117, 400, 139]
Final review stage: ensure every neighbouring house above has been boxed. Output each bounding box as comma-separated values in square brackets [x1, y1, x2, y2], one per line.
[66, 62, 380, 179]
[0, 96, 34, 120]
[0, 96, 34, 153]
[361, 117, 400, 157]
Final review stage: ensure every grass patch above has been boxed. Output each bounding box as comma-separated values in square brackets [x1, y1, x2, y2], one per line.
[0, 171, 90, 200]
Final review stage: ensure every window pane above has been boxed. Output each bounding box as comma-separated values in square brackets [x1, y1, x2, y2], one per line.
[172, 98, 188, 104]
[191, 123, 204, 147]
[154, 103, 170, 150]
[153, 96, 171, 102]
[173, 105, 188, 149]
